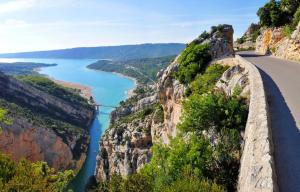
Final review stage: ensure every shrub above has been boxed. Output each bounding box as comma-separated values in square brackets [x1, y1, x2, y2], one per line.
[257, 0, 299, 27]
[236, 37, 246, 44]
[283, 24, 294, 38]
[251, 29, 261, 42]
[281, 0, 300, 15]
[199, 31, 210, 39]
[176, 43, 211, 84]
[293, 6, 300, 28]
[189, 64, 229, 96]
[0, 153, 74, 192]
[179, 91, 248, 134]
[161, 178, 224, 192]
[0, 108, 12, 131]
[257, 5, 272, 26]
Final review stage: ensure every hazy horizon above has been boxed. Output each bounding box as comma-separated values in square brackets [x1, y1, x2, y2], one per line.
[0, 0, 267, 53]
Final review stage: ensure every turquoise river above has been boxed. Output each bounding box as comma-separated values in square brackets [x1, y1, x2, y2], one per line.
[0, 58, 135, 192]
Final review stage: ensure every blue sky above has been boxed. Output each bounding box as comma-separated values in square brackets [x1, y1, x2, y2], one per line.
[0, 0, 267, 53]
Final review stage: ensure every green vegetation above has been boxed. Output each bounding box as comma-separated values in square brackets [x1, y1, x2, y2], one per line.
[87, 56, 175, 84]
[110, 103, 158, 132]
[17, 75, 92, 109]
[283, 24, 294, 37]
[0, 153, 73, 192]
[0, 108, 12, 132]
[97, 63, 248, 191]
[236, 37, 246, 44]
[175, 43, 211, 84]
[251, 28, 261, 42]
[257, 0, 300, 28]
[187, 64, 229, 96]
[153, 104, 164, 123]
[0, 62, 56, 76]
[178, 92, 248, 134]
[0, 98, 84, 135]
[0, 108, 12, 125]
[293, 6, 300, 27]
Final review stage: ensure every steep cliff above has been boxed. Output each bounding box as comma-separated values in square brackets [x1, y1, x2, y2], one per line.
[95, 24, 236, 182]
[256, 22, 300, 62]
[95, 86, 163, 180]
[0, 72, 95, 170]
[157, 24, 235, 143]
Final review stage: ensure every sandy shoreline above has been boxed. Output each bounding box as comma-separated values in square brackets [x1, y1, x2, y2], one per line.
[47, 70, 138, 102]
[111, 72, 138, 98]
[52, 72, 138, 101]
[52, 79, 93, 100]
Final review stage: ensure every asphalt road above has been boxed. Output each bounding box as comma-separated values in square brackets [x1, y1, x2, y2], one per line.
[239, 52, 300, 192]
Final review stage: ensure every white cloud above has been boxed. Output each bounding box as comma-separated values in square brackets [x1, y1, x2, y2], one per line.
[4, 19, 28, 27]
[0, 0, 38, 14]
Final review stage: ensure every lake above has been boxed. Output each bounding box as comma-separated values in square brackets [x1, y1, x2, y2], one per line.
[0, 58, 135, 192]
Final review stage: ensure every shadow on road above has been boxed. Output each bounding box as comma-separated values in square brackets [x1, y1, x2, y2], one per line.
[258, 68, 300, 192]
[238, 52, 266, 58]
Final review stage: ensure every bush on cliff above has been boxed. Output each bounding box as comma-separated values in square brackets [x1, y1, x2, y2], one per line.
[96, 63, 248, 191]
[0, 153, 74, 192]
[187, 64, 229, 96]
[176, 43, 211, 84]
[0, 108, 12, 132]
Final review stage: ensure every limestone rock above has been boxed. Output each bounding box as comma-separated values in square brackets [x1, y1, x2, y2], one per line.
[0, 72, 94, 170]
[216, 65, 250, 99]
[95, 24, 237, 181]
[256, 22, 300, 62]
[234, 23, 260, 50]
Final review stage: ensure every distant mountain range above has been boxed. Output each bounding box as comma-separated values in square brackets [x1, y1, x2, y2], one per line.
[0, 43, 185, 60]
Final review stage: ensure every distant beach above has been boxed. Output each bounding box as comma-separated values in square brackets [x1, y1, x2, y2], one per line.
[112, 72, 138, 98]
[52, 79, 93, 100]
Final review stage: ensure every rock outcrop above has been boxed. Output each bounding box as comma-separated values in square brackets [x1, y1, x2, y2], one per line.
[0, 72, 94, 170]
[156, 56, 185, 144]
[193, 24, 235, 58]
[256, 22, 300, 62]
[157, 24, 235, 144]
[95, 86, 161, 180]
[235, 23, 260, 50]
[216, 65, 250, 98]
[95, 24, 236, 181]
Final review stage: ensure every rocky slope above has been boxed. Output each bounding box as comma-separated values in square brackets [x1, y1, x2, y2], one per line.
[0, 72, 95, 170]
[95, 85, 163, 180]
[95, 24, 238, 181]
[256, 21, 300, 62]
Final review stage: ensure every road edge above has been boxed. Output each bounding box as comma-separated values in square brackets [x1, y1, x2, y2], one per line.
[236, 55, 278, 192]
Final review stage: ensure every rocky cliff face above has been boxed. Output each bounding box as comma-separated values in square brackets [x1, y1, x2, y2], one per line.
[0, 72, 94, 170]
[95, 24, 236, 181]
[95, 86, 162, 180]
[157, 24, 235, 144]
[256, 22, 300, 62]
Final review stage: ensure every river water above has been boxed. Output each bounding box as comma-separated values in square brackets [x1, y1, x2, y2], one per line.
[0, 58, 135, 192]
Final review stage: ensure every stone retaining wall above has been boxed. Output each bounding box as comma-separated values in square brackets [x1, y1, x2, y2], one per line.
[236, 55, 278, 192]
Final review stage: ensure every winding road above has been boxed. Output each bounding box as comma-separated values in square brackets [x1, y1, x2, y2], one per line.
[239, 52, 300, 192]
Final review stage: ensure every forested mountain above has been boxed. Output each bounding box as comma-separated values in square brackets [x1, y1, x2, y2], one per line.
[0, 62, 56, 76]
[0, 43, 185, 60]
[87, 55, 176, 84]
